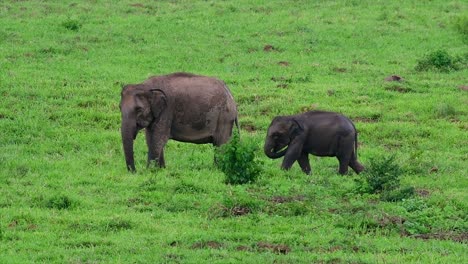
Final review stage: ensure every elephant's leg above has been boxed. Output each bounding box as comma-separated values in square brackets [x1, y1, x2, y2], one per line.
[281, 138, 304, 170]
[336, 136, 354, 175]
[150, 135, 168, 168]
[147, 122, 170, 168]
[349, 152, 364, 174]
[213, 117, 235, 146]
[145, 129, 156, 162]
[158, 148, 166, 168]
[297, 153, 311, 175]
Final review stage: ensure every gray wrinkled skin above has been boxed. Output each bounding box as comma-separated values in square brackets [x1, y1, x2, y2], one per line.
[120, 72, 238, 172]
[264, 111, 364, 175]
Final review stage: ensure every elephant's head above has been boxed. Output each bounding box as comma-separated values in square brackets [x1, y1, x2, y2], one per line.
[120, 84, 167, 171]
[264, 116, 303, 159]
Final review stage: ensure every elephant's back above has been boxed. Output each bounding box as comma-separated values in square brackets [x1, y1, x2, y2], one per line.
[167, 76, 236, 114]
[302, 111, 356, 135]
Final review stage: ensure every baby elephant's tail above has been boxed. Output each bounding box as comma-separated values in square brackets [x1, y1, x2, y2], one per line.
[354, 131, 358, 158]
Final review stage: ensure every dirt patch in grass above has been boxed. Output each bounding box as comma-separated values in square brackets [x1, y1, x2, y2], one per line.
[411, 232, 468, 243]
[377, 215, 406, 231]
[385, 85, 413, 93]
[240, 121, 257, 132]
[278, 61, 289, 66]
[208, 204, 252, 218]
[458, 85, 468, 91]
[263, 45, 275, 52]
[191, 241, 223, 249]
[256, 242, 291, 254]
[236, 245, 250, 251]
[230, 206, 251, 216]
[270, 195, 305, 204]
[332, 67, 347, 73]
[353, 116, 380, 123]
[415, 188, 431, 197]
[384, 75, 404, 82]
[130, 3, 145, 8]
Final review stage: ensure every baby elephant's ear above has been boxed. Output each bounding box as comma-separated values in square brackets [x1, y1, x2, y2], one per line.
[150, 89, 167, 119]
[289, 118, 304, 138]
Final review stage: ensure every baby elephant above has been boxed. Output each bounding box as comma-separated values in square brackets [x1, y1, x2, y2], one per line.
[264, 110, 364, 175]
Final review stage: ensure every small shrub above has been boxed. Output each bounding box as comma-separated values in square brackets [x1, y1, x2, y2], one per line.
[415, 49, 464, 72]
[356, 155, 414, 201]
[45, 194, 74, 210]
[215, 133, 262, 184]
[365, 155, 402, 193]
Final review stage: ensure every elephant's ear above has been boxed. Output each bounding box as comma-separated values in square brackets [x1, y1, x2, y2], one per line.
[150, 89, 167, 120]
[289, 118, 304, 139]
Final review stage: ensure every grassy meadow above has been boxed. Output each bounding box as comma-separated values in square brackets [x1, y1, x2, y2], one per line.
[1, 0, 467, 263]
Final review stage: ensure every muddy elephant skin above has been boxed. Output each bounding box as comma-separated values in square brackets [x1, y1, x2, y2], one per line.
[120, 72, 238, 172]
[264, 110, 364, 175]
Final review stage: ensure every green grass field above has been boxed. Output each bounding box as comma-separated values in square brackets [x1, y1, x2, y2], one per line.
[1, 0, 467, 263]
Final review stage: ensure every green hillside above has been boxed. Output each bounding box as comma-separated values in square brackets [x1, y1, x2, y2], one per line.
[0, 0, 466, 263]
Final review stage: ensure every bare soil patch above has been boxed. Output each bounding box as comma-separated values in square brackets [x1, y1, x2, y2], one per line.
[458, 85, 468, 91]
[191, 241, 223, 249]
[256, 242, 291, 254]
[332, 67, 347, 73]
[385, 75, 404, 82]
[270, 195, 305, 204]
[385, 85, 412, 93]
[411, 232, 468, 243]
[353, 116, 380, 123]
[415, 188, 431, 197]
[263, 45, 275, 52]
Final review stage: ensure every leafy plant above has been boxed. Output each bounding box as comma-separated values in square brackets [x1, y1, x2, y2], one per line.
[356, 155, 414, 201]
[364, 155, 401, 193]
[215, 133, 262, 185]
[415, 49, 464, 72]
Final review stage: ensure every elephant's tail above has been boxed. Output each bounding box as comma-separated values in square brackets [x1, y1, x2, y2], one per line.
[354, 130, 359, 158]
[235, 116, 240, 139]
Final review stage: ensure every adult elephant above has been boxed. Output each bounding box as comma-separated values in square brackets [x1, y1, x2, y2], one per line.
[120, 72, 238, 172]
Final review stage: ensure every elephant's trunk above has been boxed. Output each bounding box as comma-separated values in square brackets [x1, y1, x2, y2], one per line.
[121, 114, 137, 172]
[264, 140, 287, 159]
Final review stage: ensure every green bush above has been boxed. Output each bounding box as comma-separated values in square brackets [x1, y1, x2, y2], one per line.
[365, 155, 402, 193]
[415, 49, 465, 72]
[215, 133, 262, 185]
[356, 155, 414, 201]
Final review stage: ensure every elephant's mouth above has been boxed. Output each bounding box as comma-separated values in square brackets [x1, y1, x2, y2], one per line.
[274, 145, 288, 154]
[265, 144, 288, 159]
